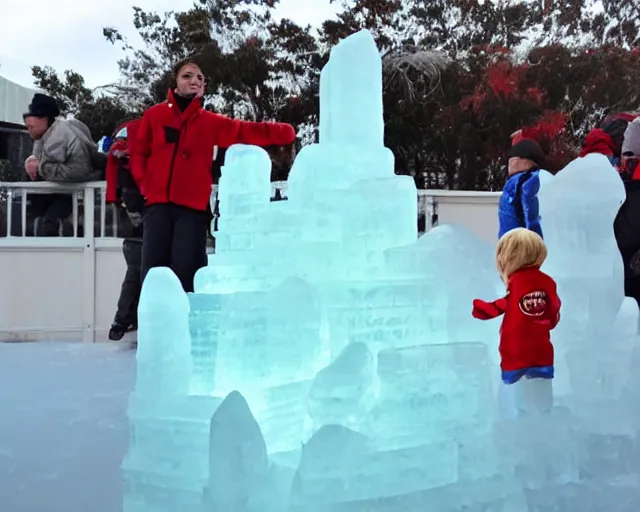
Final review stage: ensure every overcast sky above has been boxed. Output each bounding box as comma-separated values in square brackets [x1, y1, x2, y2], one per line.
[0, 0, 338, 89]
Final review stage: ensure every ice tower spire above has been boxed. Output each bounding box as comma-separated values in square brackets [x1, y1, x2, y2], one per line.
[135, 267, 192, 396]
[321, 30, 384, 147]
[288, 29, 394, 198]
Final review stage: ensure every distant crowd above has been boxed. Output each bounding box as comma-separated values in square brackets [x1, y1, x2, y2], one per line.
[497, 113, 640, 304]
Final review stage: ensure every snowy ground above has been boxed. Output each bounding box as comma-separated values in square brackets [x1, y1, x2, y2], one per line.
[0, 341, 135, 512]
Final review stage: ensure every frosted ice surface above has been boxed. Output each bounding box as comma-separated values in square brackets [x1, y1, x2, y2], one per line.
[538, 168, 554, 187]
[205, 391, 269, 511]
[385, 225, 501, 359]
[320, 29, 383, 147]
[196, 144, 274, 294]
[1, 342, 134, 512]
[287, 30, 393, 199]
[538, 153, 628, 397]
[210, 277, 327, 398]
[188, 293, 221, 395]
[308, 342, 376, 429]
[216, 144, 272, 240]
[497, 378, 553, 419]
[288, 425, 373, 510]
[122, 28, 640, 512]
[135, 267, 192, 397]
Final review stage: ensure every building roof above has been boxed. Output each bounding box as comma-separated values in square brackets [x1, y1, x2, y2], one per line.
[0, 74, 38, 126]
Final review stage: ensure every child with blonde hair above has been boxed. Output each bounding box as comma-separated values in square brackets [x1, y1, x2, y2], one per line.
[472, 228, 561, 385]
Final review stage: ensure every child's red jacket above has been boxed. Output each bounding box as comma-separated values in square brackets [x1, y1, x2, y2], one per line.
[472, 267, 561, 371]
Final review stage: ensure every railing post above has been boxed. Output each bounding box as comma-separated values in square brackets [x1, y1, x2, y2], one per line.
[427, 195, 437, 230]
[21, 189, 27, 236]
[82, 186, 96, 342]
[6, 189, 12, 237]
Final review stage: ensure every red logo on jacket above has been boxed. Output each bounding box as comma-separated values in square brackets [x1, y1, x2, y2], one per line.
[519, 290, 547, 317]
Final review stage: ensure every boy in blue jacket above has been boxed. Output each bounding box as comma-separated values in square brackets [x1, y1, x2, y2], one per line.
[498, 139, 545, 239]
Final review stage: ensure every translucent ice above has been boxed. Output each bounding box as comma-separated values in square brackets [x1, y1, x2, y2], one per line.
[497, 378, 553, 419]
[320, 29, 383, 147]
[135, 267, 192, 397]
[188, 293, 221, 395]
[539, 153, 625, 322]
[308, 342, 376, 429]
[121, 28, 640, 512]
[538, 153, 628, 397]
[215, 143, 272, 250]
[287, 30, 396, 199]
[205, 391, 269, 511]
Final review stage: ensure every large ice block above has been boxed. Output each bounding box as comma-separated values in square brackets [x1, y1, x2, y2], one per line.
[308, 342, 377, 429]
[135, 267, 192, 396]
[214, 144, 272, 253]
[287, 30, 394, 201]
[539, 153, 625, 328]
[205, 391, 269, 511]
[322, 29, 383, 147]
[538, 153, 631, 399]
[188, 293, 221, 395]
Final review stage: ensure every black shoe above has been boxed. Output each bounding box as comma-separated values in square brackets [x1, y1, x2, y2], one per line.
[127, 322, 138, 332]
[108, 322, 129, 341]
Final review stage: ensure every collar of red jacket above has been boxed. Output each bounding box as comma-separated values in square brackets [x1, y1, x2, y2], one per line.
[167, 89, 202, 118]
[579, 128, 616, 158]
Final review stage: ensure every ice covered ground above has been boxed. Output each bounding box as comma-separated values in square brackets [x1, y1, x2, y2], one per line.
[0, 341, 135, 512]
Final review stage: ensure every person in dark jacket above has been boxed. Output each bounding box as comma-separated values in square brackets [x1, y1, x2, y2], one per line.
[131, 58, 296, 292]
[578, 113, 640, 307]
[613, 116, 640, 306]
[498, 139, 545, 239]
[105, 120, 145, 340]
[579, 114, 636, 166]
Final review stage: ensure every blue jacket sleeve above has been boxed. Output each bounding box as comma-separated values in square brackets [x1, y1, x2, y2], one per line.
[520, 173, 543, 238]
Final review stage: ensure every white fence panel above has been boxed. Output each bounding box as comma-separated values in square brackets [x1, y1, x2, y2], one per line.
[0, 181, 500, 341]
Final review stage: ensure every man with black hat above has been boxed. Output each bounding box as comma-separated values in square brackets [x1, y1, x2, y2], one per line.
[498, 138, 545, 239]
[23, 93, 101, 235]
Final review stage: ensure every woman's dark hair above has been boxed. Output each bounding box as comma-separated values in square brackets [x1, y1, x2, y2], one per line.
[170, 58, 204, 89]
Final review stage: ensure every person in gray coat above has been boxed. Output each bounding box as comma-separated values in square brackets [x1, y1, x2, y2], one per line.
[23, 93, 102, 235]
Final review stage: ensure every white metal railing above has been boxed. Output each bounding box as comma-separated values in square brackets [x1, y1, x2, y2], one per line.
[1, 181, 117, 238]
[0, 180, 502, 240]
[0, 180, 501, 342]
[0, 180, 290, 239]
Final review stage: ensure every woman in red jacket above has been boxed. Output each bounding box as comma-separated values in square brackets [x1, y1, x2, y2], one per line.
[131, 59, 296, 292]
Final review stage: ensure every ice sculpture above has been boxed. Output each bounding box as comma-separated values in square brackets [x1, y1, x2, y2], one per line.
[124, 28, 640, 512]
[538, 154, 628, 397]
[123, 269, 220, 511]
[135, 267, 192, 396]
[307, 342, 376, 430]
[205, 391, 269, 511]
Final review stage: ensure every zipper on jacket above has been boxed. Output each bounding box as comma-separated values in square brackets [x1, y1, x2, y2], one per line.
[167, 123, 187, 201]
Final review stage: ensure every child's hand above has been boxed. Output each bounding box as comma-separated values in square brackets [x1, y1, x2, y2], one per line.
[472, 299, 492, 319]
[472, 297, 508, 320]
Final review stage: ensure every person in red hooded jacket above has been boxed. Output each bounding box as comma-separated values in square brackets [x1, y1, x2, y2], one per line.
[131, 58, 296, 292]
[105, 118, 146, 340]
[579, 114, 634, 165]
